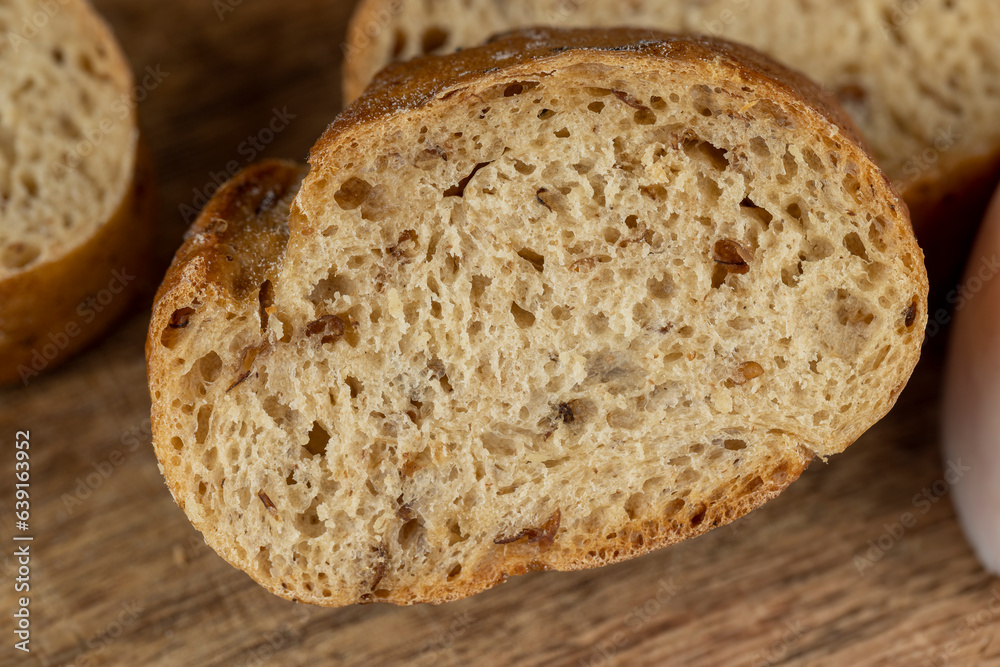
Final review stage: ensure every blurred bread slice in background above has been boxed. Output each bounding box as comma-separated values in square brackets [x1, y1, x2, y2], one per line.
[0, 0, 153, 386]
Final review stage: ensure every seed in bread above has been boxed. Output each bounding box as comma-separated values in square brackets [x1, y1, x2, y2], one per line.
[149, 29, 928, 607]
[0, 0, 152, 386]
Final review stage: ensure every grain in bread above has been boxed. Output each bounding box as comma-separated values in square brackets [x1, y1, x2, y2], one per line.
[0, 0, 152, 386]
[149, 29, 928, 606]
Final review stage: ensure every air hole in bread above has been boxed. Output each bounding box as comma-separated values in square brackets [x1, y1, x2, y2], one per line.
[740, 198, 773, 227]
[513, 160, 535, 175]
[297, 499, 325, 539]
[309, 273, 356, 307]
[346, 376, 364, 399]
[471, 275, 491, 304]
[634, 109, 657, 125]
[588, 101, 605, 114]
[781, 261, 803, 287]
[398, 518, 425, 549]
[19, 172, 38, 196]
[305, 422, 330, 457]
[334, 177, 373, 211]
[843, 173, 863, 204]
[836, 289, 875, 326]
[1, 241, 40, 269]
[868, 217, 890, 252]
[786, 202, 804, 222]
[689, 506, 707, 527]
[194, 352, 223, 384]
[511, 302, 536, 328]
[749, 137, 770, 158]
[843, 232, 870, 261]
[161, 307, 196, 349]
[258, 280, 274, 330]
[686, 139, 729, 171]
[195, 406, 212, 445]
[516, 248, 545, 272]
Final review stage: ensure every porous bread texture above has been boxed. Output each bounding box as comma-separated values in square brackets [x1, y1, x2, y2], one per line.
[149, 30, 928, 607]
[0, 0, 137, 275]
[344, 0, 1000, 203]
[0, 0, 149, 385]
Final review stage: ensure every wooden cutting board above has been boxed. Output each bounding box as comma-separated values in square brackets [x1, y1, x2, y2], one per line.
[2, 2, 999, 665]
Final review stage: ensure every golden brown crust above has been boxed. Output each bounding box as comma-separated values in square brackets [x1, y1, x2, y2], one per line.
[324, 27, 870, 166]
[146, 160, 305, 372]
[0, 143, 154, 386]
[149, 160, 304, 322]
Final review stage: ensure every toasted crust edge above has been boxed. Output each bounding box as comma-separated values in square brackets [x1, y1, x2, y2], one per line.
[325, 27, 873, 169]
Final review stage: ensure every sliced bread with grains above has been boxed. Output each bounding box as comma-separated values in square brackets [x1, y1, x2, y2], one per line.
[148, 29, 928, 607]
[344, 0, 1000, 286]
[0, 0, 153, 386]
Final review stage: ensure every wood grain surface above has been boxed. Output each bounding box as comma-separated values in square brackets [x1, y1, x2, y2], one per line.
[2, 2, 999, 665]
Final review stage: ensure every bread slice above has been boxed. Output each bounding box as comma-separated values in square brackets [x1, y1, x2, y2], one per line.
[0, 0, 152, 386]
[343, 0, 1000, 281]
[149, 29, 928, 607]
